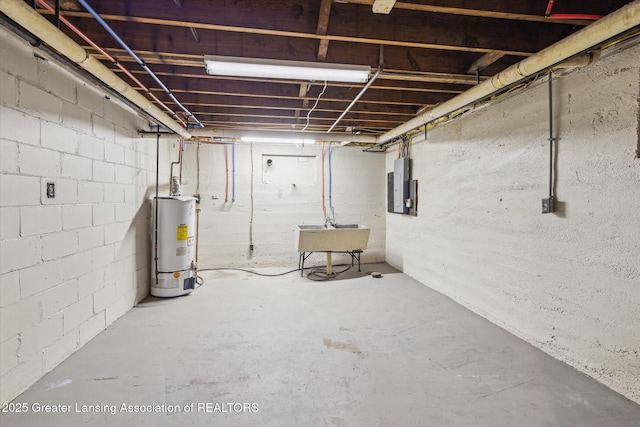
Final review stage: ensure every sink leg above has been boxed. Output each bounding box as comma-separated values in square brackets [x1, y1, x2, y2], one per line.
[326, 252, 332, 275]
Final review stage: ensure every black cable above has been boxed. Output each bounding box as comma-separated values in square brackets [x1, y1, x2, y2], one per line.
[197, 264, 354, 279]
[305, 264, 352, 281]
[153, 131, 159, 285]
[548, 72, 555, 200]
[198, 267, 301, 277]
[194, 275, 205, 289]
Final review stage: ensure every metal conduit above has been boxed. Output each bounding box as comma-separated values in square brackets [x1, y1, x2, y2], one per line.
[327, 45, 384, 133]
[375, 1, 640, 147]
[76, 0, 203, 128]
[327, 69, 381, 133]
[0, 0, 191, 138]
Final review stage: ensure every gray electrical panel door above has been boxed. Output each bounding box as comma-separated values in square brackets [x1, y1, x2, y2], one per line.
[393, 157, 409, 213]
[387, 172, 394, 213]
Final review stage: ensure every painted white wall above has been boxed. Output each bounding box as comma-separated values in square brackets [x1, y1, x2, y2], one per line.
[386, 42, 640, 402]
[181, 142, 386, 269]
[0, 27, 172, 403]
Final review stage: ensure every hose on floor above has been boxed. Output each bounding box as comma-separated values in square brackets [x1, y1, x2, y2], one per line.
[304, 265, 352, 281]
[195, 264, 354, 286]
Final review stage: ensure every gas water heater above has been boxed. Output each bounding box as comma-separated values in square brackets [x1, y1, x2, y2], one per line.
[151, 196, 197, 297]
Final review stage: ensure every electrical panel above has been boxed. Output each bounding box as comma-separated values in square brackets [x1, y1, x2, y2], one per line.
[387, 157, 417, 216]
[393, 157, 410, 213]
[387, 172, 394, 213]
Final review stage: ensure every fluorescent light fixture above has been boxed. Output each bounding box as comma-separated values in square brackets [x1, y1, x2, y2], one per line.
[241, 136, 316, 145]
[204, 55, 371, 83]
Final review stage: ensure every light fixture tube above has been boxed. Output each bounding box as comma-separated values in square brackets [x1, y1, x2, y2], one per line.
[204, 55, 371, 83]
[241, 136, 316, 145]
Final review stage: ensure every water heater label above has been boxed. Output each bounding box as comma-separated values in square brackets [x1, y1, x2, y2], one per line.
[177, 225, 188, 241]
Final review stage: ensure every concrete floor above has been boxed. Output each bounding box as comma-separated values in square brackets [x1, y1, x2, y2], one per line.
[2, 263, 639, 427]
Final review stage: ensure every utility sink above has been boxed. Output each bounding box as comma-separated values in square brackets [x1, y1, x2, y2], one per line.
[295, 224, 370, 253]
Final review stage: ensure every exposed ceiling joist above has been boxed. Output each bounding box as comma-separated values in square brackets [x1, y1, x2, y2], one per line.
[467, 52, 506, 74]
[316, 0, 332, 60]
[26, 0, 633, 137]
[38, 10, 535, 57]
[340, 0, 594, 25]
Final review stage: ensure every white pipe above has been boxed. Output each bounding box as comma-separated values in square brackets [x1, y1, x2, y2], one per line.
[0, 0, 191, 139]
[552, 50, 601, 68]
[377, 1, 640, 145]
[327, 69, 381, 133]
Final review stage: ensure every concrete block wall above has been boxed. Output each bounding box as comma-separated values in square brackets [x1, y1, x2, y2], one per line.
[385, 42, 640, 402]
[181, 142, 386, 269]
[0, 27, 168, 402]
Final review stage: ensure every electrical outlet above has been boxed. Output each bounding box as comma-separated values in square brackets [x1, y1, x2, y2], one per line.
[542, 197, 555, 214]
[46, 182, 55, 199]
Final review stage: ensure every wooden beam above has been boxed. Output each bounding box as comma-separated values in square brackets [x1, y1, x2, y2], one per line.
[467, 52, 505, 73]
[316, 0, 332, 60]
[317, 40, 330, 61]
[378, 70, 483, 85]
[180, 103, 416, 118]
[142, 78, 448, 105]
[338, 0, 593, 25]
[176, 100, 420, 116]
[44, 10, 534, 57]
[199, 120, 391, 132]
[197, 115, 395, 127]
[191, 111, 406, 125]
[294, 82, 311, 128]
[150, 88, 427, 107]
[134, 74, 450, 105]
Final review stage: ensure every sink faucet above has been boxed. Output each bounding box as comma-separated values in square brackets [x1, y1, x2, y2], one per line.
[325, 217, 336, 228]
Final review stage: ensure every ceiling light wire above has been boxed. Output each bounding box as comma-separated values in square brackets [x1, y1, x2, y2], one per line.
[302, 80, 328, 133]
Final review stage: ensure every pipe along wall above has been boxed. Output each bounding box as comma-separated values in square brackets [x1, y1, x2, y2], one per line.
[385, 40, 640, 403]
[179, 141, 386, 269]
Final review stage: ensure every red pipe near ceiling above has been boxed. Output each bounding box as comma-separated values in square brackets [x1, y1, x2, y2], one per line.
[544, 0, 602, 21]
[545, 0, 555, 17]
[193, 137, 236, 201]
[549, 14, 603, 20]
[35, 0, 186, 126]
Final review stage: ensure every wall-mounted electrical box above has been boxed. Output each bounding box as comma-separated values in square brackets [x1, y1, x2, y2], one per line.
[407, 179, 418, 216]
[387, 157, 417, 215]
[393, 157, 409, 213]
[46, 182, 55, 199]
[387, 172, 394, 213]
